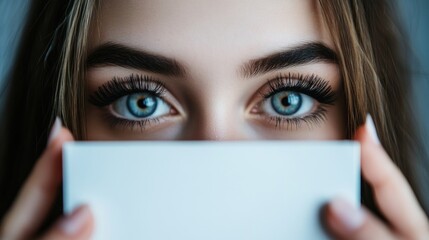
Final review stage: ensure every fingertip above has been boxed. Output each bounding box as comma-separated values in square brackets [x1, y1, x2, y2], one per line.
[59, 205, 93, 236]
[84, 206, 95, 237]
[323, 197, 365, 238]
[47, 117, 62, 145]
[58, 127, 75, 142]
[353, 114, 380, 145]
[46, 117, 73, 150]
[58, 205, 94, 237]
[48, 127, 74, 150]
[38, 126, 74, 178]
[40, 205, 94, 240]
[365, 115, 381, 145]
[331, 197, 365, 229]
[79, 205, 95, 231]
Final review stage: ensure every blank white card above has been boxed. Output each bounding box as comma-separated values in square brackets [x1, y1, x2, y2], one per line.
[63, 141, 360, 240]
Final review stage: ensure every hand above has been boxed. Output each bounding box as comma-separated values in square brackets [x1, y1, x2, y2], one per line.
[323, 115, 429, 240]
[0, 118, 94, 240]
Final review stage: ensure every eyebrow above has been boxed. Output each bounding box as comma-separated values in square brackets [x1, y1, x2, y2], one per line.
[86, 42, 186, 76]
[241, 42, 337, 77]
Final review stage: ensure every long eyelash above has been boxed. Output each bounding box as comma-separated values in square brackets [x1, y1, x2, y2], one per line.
[89, 74, 166, 107]
[259, 73, 337, 105]
[265, 106, 329, 130]
[101, 111, 164, 131]
[255, 73, 337, 130]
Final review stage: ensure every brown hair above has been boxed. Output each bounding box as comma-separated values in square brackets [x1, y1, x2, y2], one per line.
[318, 0, 429, 217]
[0, 0, 427, 231]
[0, 0, 98, 232]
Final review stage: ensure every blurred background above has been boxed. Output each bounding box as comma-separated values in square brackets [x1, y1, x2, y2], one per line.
[0, 0, 428, 142]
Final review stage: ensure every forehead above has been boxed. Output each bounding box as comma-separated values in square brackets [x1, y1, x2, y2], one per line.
[90, 0, 332, 48]
[89, 0, 333, 70]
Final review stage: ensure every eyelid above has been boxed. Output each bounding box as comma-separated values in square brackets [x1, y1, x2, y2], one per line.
[246, 72, 337, 130]
[88, 73, 185, 131]
[88, 74, 167, 107]
[256, 73, 337, 105]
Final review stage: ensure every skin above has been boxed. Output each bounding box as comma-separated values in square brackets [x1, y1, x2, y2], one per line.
[1, 0, 428, 239]
[85, 0, 346, 140]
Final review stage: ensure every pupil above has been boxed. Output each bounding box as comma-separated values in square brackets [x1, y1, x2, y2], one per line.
[137, 97, 155, 109]
[137, 98, 148, 109]
[281, 96, 291, 107]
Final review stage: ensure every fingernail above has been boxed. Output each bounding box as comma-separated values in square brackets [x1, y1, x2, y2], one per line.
[59, 205, 91, 236]
[48, 117, 62, 145]
[366, 114, 380, 145]
[330, 197, 365, 232]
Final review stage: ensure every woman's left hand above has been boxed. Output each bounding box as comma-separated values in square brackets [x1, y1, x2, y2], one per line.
[323, 115, 429, 240]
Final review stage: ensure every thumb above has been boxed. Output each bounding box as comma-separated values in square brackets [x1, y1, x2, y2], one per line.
[323, 197, 396, 240]
[38, 205, 94, 240]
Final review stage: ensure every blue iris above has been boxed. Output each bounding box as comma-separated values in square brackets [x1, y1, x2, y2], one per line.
[126, 93, 157, 118]
[271, 91, 302, 116]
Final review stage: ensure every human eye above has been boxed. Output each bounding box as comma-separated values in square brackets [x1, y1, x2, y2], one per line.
[250, 73, 337, 130]
[88, 74, 179, 130]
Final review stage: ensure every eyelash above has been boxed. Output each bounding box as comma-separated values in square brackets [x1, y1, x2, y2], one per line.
[102, 113, 166, 131]
[260, 73, 336, 103]
[254, 73, 336, 130]
[88, 73, 336, 131]
[89, 74, 171, 130]
[89, 74, 166, 107]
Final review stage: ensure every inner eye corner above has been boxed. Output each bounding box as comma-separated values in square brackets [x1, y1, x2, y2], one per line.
[245, 96, 264, 115]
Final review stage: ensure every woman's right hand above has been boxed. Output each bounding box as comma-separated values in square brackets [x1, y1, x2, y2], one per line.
[0, 118, 94, 240]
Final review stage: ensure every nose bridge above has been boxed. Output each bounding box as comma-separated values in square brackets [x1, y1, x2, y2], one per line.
[179, 68, 250, 140]
[181, 89, 248, 140]
[183, 105, 241, 140]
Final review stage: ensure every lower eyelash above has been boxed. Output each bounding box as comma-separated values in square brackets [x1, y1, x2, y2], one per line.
[101, 110, 164, 131]
[262, 105, 329, 130]
[251, 73, 335, 130]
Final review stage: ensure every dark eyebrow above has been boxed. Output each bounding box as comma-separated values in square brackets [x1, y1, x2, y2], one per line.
[241, 42, 337, 77]
[86, 42, 186, 76]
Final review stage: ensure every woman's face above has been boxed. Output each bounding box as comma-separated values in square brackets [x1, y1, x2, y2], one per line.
[85, 0, 345, 140]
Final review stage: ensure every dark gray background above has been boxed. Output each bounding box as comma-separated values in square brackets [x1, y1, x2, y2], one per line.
[398, 0, 429, 147]
[1, 0, 428, 141]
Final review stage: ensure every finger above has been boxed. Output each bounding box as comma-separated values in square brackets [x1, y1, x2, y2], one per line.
[324, 197, 397, 240]
[355, 115, 429, 238]
[38, 205, 94, 240]
[1, 119, 74, 240]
